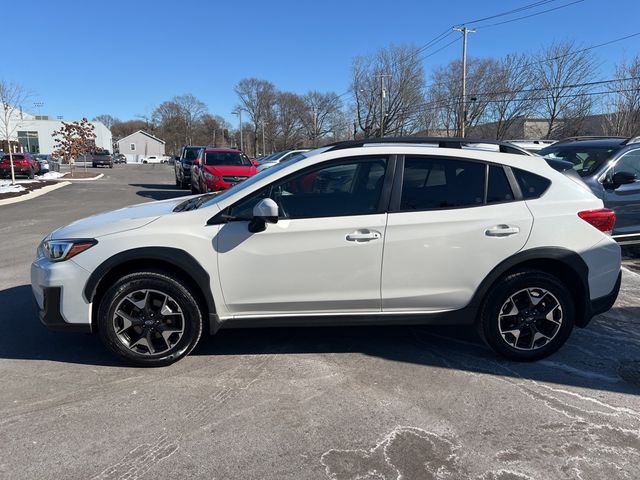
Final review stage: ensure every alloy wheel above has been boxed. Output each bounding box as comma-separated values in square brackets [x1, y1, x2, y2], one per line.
[112, 289, 185, 355]
[498, 287, 563, 351]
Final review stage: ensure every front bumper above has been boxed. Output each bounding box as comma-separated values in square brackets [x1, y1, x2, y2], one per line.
[33, 287, 91, 332]
[31, 257, 93, 332]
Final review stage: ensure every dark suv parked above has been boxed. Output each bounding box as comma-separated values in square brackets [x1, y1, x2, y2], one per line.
[174, 146, 202, 189]
[539, 136, 640, 244]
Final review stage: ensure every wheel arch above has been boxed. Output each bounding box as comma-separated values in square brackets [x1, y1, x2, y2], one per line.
[85, 247, 217, 333]
[471, 247, 591, 327]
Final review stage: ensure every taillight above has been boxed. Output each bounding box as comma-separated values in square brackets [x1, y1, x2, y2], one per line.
[578, 209, 616, 235]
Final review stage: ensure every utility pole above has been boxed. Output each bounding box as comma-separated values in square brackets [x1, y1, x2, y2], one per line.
[233, 109, 243, 151]
[312, 106, 318, 147]
[453, 26, 475, 138]
[375, 74, 391, 138]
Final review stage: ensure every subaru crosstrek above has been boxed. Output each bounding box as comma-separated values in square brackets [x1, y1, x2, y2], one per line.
[32, 138, 622, 366]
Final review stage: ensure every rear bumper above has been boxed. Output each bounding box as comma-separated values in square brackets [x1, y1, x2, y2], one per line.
[588, 270, 621, 318]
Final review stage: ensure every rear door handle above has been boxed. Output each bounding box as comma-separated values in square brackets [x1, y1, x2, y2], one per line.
[346, 230, 381, 242]
[485, 225, 520, 237]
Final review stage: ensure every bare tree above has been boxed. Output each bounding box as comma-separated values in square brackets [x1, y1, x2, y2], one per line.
[274, 92, 304, 150]
[0, 80, 31, 184]
[603, 56, 640, 136]
[532, 41, 598, 138]
[427, 58, 498, 136]
[482, 54, 536, 139]
[174, 94, 207, 145]
[52, 118, 96, 176]
[302, 91, 343, 147]
[92, 114, 118, 130]
[351, 45, 426, 138]
[234, 78, 277, 156]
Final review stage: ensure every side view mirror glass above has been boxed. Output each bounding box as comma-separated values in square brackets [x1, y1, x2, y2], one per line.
[249, 198, 279, 233]
[612, 171, 637, 188]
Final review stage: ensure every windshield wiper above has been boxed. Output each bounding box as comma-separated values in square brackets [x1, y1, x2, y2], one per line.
[173, 193, 218, 212]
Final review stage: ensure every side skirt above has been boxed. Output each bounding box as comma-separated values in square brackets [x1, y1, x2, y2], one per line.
[214, 307, 477, 332]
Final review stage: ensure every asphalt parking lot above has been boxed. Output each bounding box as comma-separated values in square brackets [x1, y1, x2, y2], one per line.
[1, 164, 640, 480]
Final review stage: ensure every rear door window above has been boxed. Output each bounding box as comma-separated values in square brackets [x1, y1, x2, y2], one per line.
[400, 157, 485, 211]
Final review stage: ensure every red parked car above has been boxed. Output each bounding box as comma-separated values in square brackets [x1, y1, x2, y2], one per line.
[0, 153, 40, 179]
[191, 148, 257, 194]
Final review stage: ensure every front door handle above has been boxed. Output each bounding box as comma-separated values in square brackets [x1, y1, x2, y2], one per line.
[485, 225, 520, 237]
[346, 230, 381, 242]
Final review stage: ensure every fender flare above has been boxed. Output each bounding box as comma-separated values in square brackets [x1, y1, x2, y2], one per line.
[84, 246, 216, 320]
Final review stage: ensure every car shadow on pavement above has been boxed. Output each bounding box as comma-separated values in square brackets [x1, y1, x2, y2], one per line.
[194, 307, 640, 396]
[130, 183, 191, 201]
[0, 285, 119, 367]
[3, 283, 640, 394]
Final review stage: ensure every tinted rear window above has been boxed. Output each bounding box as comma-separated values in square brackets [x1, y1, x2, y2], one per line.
[400, 157, 485, 210]
[487, 165, 514, 203]
[3, 155, 24, 160]
[513, 168, 551, 199]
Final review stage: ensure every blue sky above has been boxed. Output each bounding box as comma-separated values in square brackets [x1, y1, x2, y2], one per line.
[3, 0, 639, 125]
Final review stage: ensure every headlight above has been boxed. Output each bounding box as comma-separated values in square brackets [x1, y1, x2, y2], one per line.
[41, 239, 97, 262]
[203, 172, 219, 181]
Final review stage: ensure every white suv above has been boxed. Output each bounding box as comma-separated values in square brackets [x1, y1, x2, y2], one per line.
[32, 138, 622, 366]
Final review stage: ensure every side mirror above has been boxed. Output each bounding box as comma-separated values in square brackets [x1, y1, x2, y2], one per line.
[612, 171, 637, 188]
[248, 198, 279, 233]
[192, 159, 200, 166]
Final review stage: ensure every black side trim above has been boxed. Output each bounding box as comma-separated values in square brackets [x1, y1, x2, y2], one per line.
[83, 247, 216, 318]
[467, 247, 598, 327]
[220, 307, 477, 330]
[34, 287, 92, 333]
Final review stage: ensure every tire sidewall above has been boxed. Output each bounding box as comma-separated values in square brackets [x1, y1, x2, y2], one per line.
[98, 272, 203, 367]
[480, 271, 575, 361]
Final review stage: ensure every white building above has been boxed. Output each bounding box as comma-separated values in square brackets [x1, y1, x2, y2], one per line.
[0, 106, 112, 154]
[116, 130, 166, 163]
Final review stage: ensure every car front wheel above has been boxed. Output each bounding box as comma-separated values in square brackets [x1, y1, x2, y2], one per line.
[97, 271, 204, 367]
[478, 270, 575, 361]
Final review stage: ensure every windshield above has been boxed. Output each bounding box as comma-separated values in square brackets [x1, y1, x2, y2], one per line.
[539, 145, 618, 177]
[183, 148, 200, 161]
[259, 151, 287, 164]
[205, 151, 252, 166]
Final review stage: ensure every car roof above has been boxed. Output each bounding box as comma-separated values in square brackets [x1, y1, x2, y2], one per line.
[548, 138, 628, 148]
[203, 148, 241, 153]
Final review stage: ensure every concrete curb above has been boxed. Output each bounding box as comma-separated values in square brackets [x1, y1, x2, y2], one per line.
[58, 173, 104, 181]
[0, 181, 72, 206]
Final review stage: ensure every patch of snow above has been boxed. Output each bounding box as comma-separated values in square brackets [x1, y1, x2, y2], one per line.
[0, 182, 26, 194]
[36, 171, 65, 180]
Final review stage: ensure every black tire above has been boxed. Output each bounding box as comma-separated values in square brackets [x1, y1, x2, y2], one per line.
[109, 163, 113, 168]
[191, 180, 198, 194]
[478, 270, 575, 361]
[175, 176, 180, 187]
[28, 168, 34, 179]
[97, 271, 204, 367]
[181, 178, 188, 189]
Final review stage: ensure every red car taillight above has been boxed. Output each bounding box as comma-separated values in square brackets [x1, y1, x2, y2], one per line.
[578, 209, 616, 235]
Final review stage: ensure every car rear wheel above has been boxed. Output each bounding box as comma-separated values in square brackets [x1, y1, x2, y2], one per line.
[97, 271, 204, 367]
[478, 270, 575, 361]
[191, 181, 198, 194]
[28, 168, 35, 179]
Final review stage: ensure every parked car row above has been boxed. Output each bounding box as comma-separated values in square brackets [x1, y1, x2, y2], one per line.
[174, 146, 308, 191]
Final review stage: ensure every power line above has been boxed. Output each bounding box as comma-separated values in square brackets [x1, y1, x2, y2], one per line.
[474, 0, 585, 29]
[458, 0, 560, 26]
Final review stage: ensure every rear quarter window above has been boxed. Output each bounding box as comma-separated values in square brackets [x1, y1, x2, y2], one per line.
[513, 168, 551, 199]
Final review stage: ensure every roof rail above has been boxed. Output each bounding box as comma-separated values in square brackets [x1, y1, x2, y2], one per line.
[622, 136, 640, 145]
[554, 136, 628, 144]
[323, 137, 534, 156]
